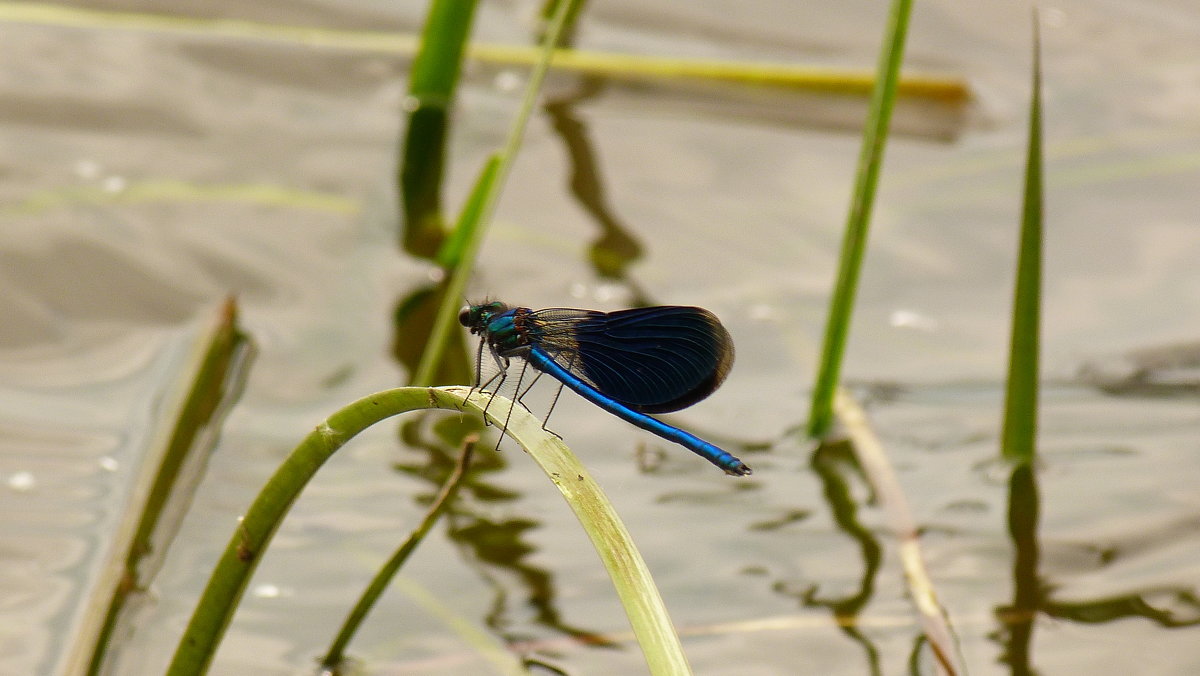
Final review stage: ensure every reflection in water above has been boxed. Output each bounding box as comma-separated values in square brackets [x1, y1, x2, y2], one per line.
[393, 412, 613, 657]
[996, 463, 1200, 673]
[748, 508, 813, 532]
[391, 281, 474, 387]
[996, 463, 1040, 676]
[1045, 591, 1200, 628]
[777, 439, 882, 676]
[392, 57, 627, 659]
[399, 103, 451, 259]
[543, 79, 653, 308]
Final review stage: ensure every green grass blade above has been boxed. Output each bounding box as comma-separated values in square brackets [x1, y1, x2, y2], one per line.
[434, 155, 501, 269]
[407, 155, 500, 387]
[808, 0, 913, 438]
[409, 154, 500, 387]
[166, 386, 687, 676]
[399, 0, 479, 258]
[410, 0, 582, 386]
[73, 300, 251, 675]
[1001, 15, 1044, 465]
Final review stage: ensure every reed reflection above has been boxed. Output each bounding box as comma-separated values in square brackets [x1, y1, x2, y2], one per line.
[392, 413, 613, 652]
[995, 462, 1200, 675]
[543, 79, 653, 308]
[995, 462, 1040, 676]
[775, 439, 883, 676]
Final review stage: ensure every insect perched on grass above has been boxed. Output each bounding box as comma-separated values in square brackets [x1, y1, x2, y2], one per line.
[459, 301, 751, 476]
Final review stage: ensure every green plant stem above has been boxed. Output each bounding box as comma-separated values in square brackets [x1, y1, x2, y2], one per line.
[1001, 13, 1043, 465]
[165, 388, 452, 675]
[410, 0, 581, 386]
[807, 0, 913, 438]
[167, 386, 687, 675]
[320, 437, 475, 670]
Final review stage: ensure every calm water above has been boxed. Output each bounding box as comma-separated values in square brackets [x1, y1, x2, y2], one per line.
[2, 1, 1199, 674]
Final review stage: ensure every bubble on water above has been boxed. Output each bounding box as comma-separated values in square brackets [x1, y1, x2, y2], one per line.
[102, 175, 127, 194]
[253, 584, 282, 599]
[74, 159, 102, 180]
[7, 471, 35, 492]
[890, 309, 939, 332]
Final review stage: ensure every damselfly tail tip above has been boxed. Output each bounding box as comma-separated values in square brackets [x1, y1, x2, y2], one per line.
[726, 462, 753, 477]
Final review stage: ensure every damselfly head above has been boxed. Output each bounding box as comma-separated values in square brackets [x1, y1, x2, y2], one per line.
[459, 301, 510, 333]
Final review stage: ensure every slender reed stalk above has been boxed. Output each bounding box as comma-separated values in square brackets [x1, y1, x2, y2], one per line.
[410, 0, 581, 386]
[835, 390, 964, 675]
[1001, 13, 1044, 465]
[808, 0, 914, 438]
[320, 438, 476, 670]
[74, 299, 250, 676]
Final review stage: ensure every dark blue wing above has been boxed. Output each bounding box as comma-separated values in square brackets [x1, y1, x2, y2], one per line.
[529, 306, 734, 413]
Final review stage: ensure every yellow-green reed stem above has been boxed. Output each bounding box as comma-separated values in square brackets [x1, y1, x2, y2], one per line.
[0, 3, 965, 102]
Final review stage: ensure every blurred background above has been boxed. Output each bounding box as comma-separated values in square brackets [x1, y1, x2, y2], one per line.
[2, 1, 1199, 673]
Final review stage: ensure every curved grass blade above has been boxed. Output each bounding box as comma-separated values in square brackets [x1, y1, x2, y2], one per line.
[808, 0, 913, 438]
[165, 388, 456, 675]
[448, 386, 693, 675]
[166, 386, 688, 675]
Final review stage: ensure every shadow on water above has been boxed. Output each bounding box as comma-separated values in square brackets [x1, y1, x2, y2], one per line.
[774, 438, 883, 676]
[1045, 590, 1200, 628]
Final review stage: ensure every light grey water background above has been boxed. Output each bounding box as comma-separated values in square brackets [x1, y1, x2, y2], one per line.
[2, 1, 1199, 673]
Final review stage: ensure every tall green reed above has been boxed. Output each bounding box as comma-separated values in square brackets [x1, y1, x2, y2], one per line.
[998, 15, 1045, 674]
[1001, 13, 1044, 467]
[807, 0, 913, 438]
